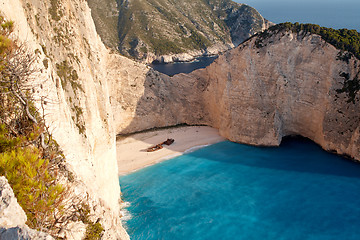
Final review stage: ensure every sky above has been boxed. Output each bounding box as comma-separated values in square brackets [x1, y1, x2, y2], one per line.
[235, 0, 360, 31]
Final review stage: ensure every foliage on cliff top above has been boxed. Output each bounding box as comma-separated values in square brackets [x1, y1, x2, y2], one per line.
[255, 22, 360, 60]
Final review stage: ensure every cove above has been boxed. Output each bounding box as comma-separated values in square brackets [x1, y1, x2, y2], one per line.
[150, 56, 217, 76]
[119, 138, 360, 240]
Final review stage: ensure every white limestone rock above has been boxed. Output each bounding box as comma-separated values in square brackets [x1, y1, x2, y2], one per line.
[0, 177, 26, 229]
[0, 177, 54, 240]
[0, 0, 129, 238]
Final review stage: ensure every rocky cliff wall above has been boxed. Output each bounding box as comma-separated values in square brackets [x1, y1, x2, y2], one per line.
[197, 30, 359, 160]
[0, 0, 129, 238]
[114, 30, 359, 161]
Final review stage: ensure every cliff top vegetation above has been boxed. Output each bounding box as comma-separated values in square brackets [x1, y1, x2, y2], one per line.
[255, 22, 360, 60]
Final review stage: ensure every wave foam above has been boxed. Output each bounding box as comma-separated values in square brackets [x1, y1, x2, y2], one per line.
[120, 202, 132, 221]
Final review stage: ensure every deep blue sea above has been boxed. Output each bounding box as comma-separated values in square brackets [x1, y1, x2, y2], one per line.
[238, 0, 360, 31]
[120, 138, 360, 240]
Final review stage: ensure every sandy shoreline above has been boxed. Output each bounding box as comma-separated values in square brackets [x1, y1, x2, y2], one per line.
[116, 126, 225, 175]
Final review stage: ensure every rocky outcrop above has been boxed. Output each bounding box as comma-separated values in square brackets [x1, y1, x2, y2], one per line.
[107, 0, 271, 63]
[0, 177, 54, 240]
[0, 177, 27, 229]
[197, 30, 359, 160]
[113, 29, 360, 161]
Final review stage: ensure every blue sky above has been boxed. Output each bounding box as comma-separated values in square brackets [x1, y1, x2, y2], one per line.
[235, 0, 359, 30]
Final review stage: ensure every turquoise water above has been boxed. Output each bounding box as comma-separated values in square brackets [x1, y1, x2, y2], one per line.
[120, 138, 360, 240]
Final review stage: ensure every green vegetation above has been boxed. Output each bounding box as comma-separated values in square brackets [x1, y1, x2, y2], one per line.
[336, 51, 353, 64]
[43, 58, 49, 69]
[86, 0, 120, 49]
[0, 15, 102, 237]
[79, 203, 104, 240]
[150, 39, 183, 55]
[114, 0, 263, 60]
[0, 16, 13, 56]
[187, 30, 211, 50]
[85, 222, 104, 240]
[255, 22, 360, 60]
[72, 104, 86, 135]
[49, 0, 63, 21]
[55, 60, 86, 135]
[0, 145, 65, 229]
[56, 60, 83, 92]
[0, 16, 67, 232]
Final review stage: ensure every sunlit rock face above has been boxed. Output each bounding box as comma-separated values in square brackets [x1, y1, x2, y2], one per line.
[113, 30, 359, 161]
[194, 30, 360, 160]
[1, 0, 129, 238]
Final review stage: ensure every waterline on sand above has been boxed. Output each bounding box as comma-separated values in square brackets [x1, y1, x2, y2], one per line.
[116, 126, 225, 175]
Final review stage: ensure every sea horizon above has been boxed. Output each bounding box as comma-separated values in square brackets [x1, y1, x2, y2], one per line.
[238, 0, 360, 31]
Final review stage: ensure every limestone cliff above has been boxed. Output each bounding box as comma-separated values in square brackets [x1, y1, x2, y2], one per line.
[1, 0, 128, 238]
[113, 29, 360, 161]
[198, 30, 360, 161]
[1, 0, 359, 238]
[0, 177, 54, 239]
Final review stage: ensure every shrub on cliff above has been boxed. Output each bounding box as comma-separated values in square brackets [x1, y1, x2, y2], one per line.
[0, 15, 68, 235]
[0, 144, 65, 229]
[0, 15, 105, 238]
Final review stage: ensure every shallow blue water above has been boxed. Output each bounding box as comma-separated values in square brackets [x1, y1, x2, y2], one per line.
[120, 138, 360, 240]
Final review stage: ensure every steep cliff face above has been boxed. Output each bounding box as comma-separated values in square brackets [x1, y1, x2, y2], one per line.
[100, 0, 271, 63]
[198, 30, 359, 160]
[0, 0, 128, 238]
[113, 29, 360, 161]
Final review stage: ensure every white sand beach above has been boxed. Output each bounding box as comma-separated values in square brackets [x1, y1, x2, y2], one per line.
[116, 126, 225, 175]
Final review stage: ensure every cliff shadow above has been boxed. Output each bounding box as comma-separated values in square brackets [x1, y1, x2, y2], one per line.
[185, 136, 360, 179]
[115, 67, 220, 175]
